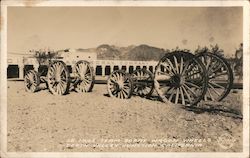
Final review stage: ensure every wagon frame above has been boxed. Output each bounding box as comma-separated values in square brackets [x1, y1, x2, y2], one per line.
[24, 55, 95, 95]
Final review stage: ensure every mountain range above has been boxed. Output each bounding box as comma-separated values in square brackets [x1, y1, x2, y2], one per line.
[79, 44, 167, 61]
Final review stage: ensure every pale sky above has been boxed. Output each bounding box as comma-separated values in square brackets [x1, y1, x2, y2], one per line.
[7, 7, 242, 57]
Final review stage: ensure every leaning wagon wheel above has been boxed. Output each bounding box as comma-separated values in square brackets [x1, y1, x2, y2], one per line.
[24, 70, 40, 92]
[154, 51, 208, 106]
[73, 60, 95, 93]
[131, 68, 154, 98]
[107, 70, 133, 99]
[47, 61, 70, 95]
[196, 52, 234, 101]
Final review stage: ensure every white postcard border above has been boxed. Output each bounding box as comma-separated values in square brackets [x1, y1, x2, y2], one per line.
[1, 1, 249, 158]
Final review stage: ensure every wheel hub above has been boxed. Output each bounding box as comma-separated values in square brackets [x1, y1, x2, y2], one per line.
[170, 74, 184, 87]
[55, 73, 61, 82]
[114, 80, 124, 91]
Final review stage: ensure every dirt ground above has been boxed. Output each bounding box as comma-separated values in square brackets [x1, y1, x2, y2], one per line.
[7, 81, 243, 152]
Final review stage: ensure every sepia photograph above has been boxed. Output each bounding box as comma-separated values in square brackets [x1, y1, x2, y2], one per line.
[1, 0, 249, 158]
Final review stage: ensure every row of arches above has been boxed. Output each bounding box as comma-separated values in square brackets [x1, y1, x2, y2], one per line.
[7, 64, 157, 78]
[95, 65, 155, 76]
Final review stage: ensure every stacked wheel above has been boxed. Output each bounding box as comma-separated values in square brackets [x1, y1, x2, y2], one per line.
[72, 60, 95, 93]
[154, 51, 208, 106]
[47, 61, 70, 95]
[196, 52, 234, 101]
[107, 70, 133, 99]
[131, 69, 154, 98]
[24, 70, 40, 93]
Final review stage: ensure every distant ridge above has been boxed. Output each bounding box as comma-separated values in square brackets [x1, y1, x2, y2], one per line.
[86, 44, 167, 61]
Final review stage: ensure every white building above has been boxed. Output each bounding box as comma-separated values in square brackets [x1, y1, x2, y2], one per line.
[7, 49, 158, 79]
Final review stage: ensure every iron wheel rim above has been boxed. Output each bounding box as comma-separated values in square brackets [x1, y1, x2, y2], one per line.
[107, 70, 133, 99]
[197, 52, 234, 101]
[73, 60, 95, 93]
[24, 70, 40, 92]
[47, 61, 70, 95]
[154, 51, 208, 106]
[131, 69, 154, 98]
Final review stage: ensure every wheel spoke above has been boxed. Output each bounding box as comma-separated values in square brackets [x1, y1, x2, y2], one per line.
[180, 87, 185, 105]
[181, 86, 192, 103]
[121, 90, 125, 99]
[159, 63, 174, 76]
[76, 65, 80, 74]
[168, 88, 175, 101]
[118, 91, 121, 99]
[157, 71, 172, 77]
[112, 88, 118, 95]
[175, 88, 179, 104]
[185, 71, 201, 79]
[209, 72, 228, 79]
[209, 81, 225, 89]
[208, 83, 221, 96]
[185, 81, 200, 89]
[59, 82, 64, 95]
[207, 87, 214, 101]
[113, 73, 118, 82]
[59, 64, 64, 75]
[166, 58, 177, 74]
[179, 57, 184, 74]
[204, 94, 208, 101]
[173, 56, 179, 74]
[122, 89, 129, 96]
[205, 56, 212, 70]
[183, 83, 197, 97]
[164, 86, 174, 95]
[182, 61, 197, 75]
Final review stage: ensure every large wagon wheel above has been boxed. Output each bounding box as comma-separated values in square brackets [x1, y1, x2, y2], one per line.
[47, 61, 70, 95]
[73, 60, 95, 93]
[24, 70, 40, 92]
[107, 70, 133, 99]
[131, 68, 154, 98]
[154, 51, 208, 106]
[196, 52, 234, 101]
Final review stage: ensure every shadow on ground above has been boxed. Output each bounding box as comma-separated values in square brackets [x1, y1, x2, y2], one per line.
[182, 102, 242, 120]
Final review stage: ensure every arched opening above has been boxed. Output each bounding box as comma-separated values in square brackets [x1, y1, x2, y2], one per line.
[114, 65, 119, 71]
[7, 65, 19, 78]
[121, 65, 126, 71]
[136, 66, 140, 70]
[38, 65, 48, 76]
[67, 65, 72, 73]
[96, 65, 102, 75]
[129, 66, 134, 73]
[143, 66, 147, 70]
[24, 65, 34, 76]
[149, 66, 153, 73]
[105, 66, 111, 75]
[160, 65, 165, 72]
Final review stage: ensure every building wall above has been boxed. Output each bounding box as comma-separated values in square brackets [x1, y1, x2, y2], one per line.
[7, 53, 158, 79]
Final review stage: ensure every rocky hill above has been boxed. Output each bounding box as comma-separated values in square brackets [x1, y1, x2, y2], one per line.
[95, 44, 166, 61]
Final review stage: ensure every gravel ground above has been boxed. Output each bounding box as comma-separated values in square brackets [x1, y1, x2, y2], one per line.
[7, 81, 243, 152]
